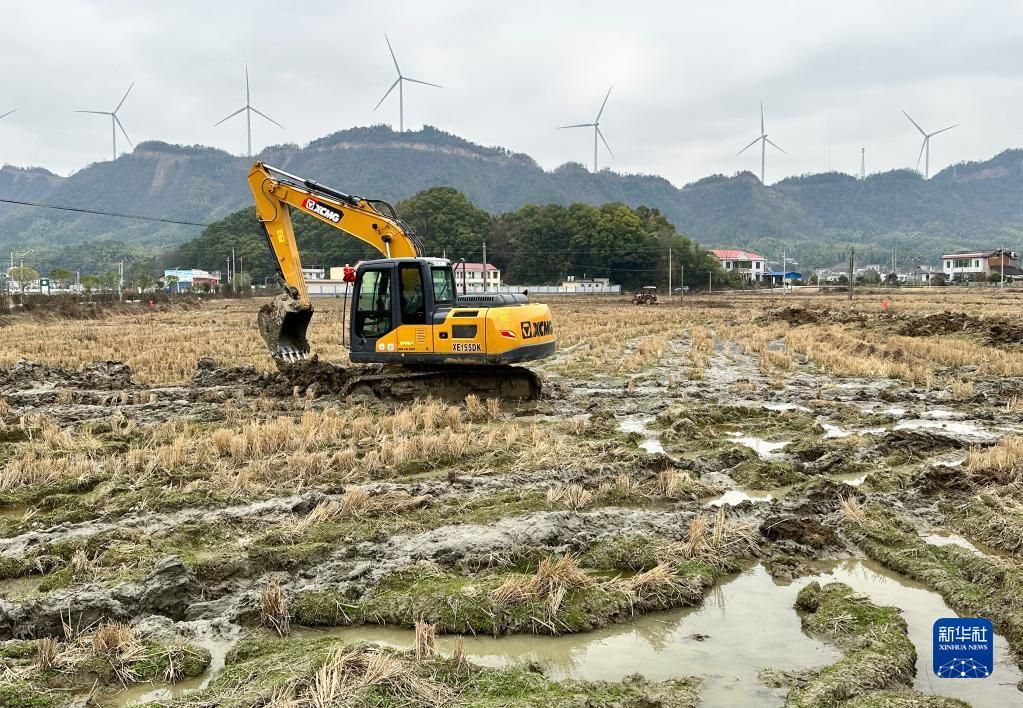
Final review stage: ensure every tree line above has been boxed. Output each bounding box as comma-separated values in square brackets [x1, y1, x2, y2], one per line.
[168, 187, 729, 290]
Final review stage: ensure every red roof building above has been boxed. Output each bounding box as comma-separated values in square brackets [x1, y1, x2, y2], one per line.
[709, 249, 766, 282]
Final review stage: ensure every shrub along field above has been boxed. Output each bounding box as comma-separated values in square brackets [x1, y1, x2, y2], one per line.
[2, 290, 1023, 706]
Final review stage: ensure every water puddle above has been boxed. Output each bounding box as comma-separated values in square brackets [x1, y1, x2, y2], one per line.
[704, 489, 776, 507]
[922, 531, 1012, 562]
[617, 414, 665, 454]
[725, 432, 788, 460]
[832, 471, 867, 487]
[924, 410, 961, 420]
[299, 564, 840, 706]
[101, 561, 1023, 707]
[894, 419, 997, 440]
[812, 559, 1023, 707]
[821, 422, 886, 439]
[100, 634, 239, 706]
[762, 402, 812, 413]
[294, 560, 1023, 707]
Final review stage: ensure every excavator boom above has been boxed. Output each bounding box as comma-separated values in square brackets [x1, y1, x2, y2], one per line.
[248, 162, 422, 358]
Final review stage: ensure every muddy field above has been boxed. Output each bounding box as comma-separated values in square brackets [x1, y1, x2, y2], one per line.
[4, 291, 1023, 707]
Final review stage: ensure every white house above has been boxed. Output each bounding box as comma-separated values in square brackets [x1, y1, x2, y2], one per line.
[302, 266, 326, 281]
[942, 251, 1017, 282]
[453, 262, 501, 291]
[560, 275, 614, 292]
[710, 249, 766, 282]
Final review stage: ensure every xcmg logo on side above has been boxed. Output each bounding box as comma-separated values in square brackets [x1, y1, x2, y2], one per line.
[303, 198, 342, 223]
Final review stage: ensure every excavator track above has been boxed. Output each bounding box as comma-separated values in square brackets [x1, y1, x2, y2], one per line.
[275, 359, 542, 402]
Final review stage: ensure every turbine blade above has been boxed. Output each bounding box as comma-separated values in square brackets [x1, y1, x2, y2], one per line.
[0, 109, 15, 119]
[114, 82, 134, 114]
[902, 110, 926, 136]
[114, 115, 133, 148]
[385, 35, 401, 76]
[929, 124, 958, 137]
[374, 79, 401, 110]
[250, 106, 284, 129]
[595, 85, 612, 121]
[213, 106, 247, 126]
[737, 136, 761, 156]
[558, 123, 594, 129]
[597, 126, 613, 157]
[766, 137, 785, 153]
[402, 77, 442, 88]
[760, 101, 765, 135]
[245, 65, 250, 105]
[915, 139, 926, 171]
[75, 110, 111, 115]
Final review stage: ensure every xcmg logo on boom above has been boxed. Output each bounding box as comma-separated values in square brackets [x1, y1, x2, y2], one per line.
[521, 320, 553, 339]
[303, 198, 342, 223]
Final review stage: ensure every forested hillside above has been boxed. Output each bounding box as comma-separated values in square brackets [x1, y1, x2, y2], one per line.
[2, 124, 1022, 275]
[173, 189, 725, 290]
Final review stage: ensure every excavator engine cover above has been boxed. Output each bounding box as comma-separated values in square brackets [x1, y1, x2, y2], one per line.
[258, 291, 313, 360]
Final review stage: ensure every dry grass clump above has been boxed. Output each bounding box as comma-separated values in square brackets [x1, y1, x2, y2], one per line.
[951, 379, 975, 401]
[651, 470, 716, 501]
[414, 620, 437, 660]
[839, 496, 868, 525]
[34, 637, 60, 672]
[656, 508, 760, 570]
[759, 348, 794, 373]
[305, 645, 453, 707]
[464, 394, 501, 422]
[0, 451, 100, 492]
[260, 579, 290, 636]
[546, 483, 594, 510]
[608, 562, 686, 605]
[966, 435, 1023, 483]
[491, 554, 595, 610]
[598, 473, 641, 498]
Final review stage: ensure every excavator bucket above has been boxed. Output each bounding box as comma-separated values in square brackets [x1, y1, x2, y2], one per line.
[258, 291, 313, 360]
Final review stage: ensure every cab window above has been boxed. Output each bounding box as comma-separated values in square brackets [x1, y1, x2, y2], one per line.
[355, 269, 392, 338]
[431, 266, 456, 304]
[399, 265, 426, 324]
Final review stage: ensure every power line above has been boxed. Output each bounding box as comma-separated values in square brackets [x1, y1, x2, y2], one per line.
[0, 198, 210, 227]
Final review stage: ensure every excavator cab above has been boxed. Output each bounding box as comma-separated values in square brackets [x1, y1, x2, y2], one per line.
[348, 258, 554, 365]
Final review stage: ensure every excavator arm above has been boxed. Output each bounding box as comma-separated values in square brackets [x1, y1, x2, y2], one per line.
[247, 162, 423, 358]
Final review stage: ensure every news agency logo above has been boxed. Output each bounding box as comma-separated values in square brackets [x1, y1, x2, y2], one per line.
[933, 618, 993, 679]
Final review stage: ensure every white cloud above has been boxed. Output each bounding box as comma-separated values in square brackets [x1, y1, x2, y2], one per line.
[0, 0, 1020, 185]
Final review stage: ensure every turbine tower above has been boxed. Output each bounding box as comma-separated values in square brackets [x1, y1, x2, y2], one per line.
[374, 35, 441, 132]
[215, 67, 283, 158]
[737, 102, 784, 184]
[558, 86, 614, 172]
[76, 84, 134, 161]
[0, 109, 16, 120]
[902, 110, 957, 179]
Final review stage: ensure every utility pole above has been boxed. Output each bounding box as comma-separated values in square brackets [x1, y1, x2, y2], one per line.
[708, 272, 712, 294]
[782, 249, 787, 291]
[232, 247, 236, 285]
[481, 241, 487, 292]
[118, 259, 124, 302]
[667, 247, 672, 301]
[860, 148, 866, 180]
[848, 247, 855, 301]
[680, 264, 684, 300]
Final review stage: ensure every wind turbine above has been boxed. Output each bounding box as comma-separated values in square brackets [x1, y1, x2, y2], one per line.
[374, 35, 442, 132]
[558, 86, 614, 172]
[76, 84, 134, 161]
[902, 110, 957, 179]
[0, 109, 16, 120]
[737, 102, 784, 184]
[214, 66, 283, 158]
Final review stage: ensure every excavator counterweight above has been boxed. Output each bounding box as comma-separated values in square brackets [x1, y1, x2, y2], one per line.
[245, 163, 556, 398]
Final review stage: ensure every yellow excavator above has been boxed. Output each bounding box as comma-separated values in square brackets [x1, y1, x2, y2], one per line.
[246, 162, 555, 398]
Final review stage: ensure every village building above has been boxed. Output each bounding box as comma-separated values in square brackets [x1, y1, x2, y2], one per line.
[709, 249, 766, 282]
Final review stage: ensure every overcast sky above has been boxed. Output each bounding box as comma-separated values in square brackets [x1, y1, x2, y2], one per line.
[1, 1, 1020, 186]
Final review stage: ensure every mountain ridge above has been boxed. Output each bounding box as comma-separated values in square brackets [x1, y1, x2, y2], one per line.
[1, 125, 1022, 272]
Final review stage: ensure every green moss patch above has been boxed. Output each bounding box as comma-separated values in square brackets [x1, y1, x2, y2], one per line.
[786, 582, 917, 707]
